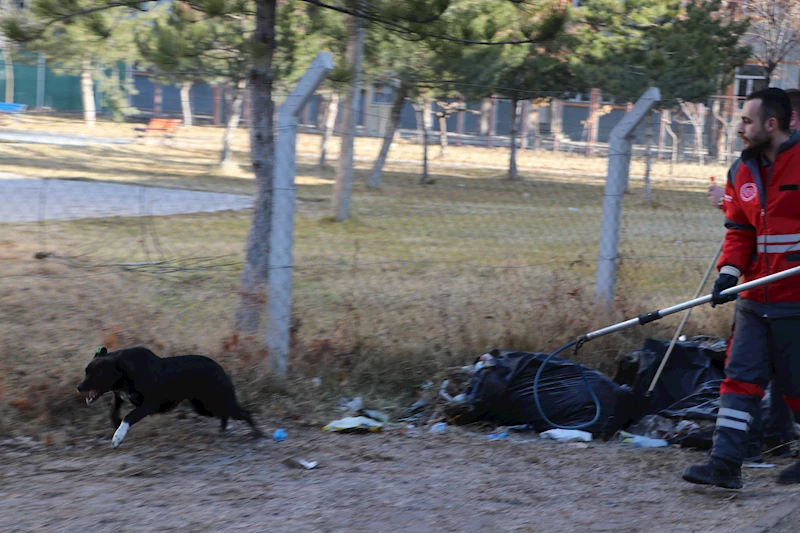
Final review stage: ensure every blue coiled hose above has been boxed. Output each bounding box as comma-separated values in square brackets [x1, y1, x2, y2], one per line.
[532, 340, 601, 430]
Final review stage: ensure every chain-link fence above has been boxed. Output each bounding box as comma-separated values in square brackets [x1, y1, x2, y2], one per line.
[1, 74, 736, 389]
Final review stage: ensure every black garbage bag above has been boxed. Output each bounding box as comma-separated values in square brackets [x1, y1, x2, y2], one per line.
[659, 379, 723, 421]
[455, 349, 635, 438]
[613, 337, 726, 419]
[659, 379, 796, 452]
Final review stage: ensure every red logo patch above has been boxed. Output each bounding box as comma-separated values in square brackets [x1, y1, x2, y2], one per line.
[740, 183, 758, 202]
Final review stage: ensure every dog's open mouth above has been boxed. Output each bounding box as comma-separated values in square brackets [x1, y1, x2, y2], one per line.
[86, 390, 101, 405]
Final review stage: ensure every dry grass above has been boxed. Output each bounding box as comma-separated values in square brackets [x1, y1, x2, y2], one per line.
[0, 115, 735, 433]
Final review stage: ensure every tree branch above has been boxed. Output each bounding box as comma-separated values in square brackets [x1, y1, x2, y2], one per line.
[300, 0, 562, 46]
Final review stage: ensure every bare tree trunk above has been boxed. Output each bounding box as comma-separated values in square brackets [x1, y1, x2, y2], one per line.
[508, 95, 519, 180]
[2, 45, 14, 103]
[456, 98, 464, 146]
[234, 0, 276, 335]
[551, 99, 563, 152]
[319, 91, 339, 168]
[415, 105, 425, 144]
[712, 99, 729, 164]
[180, 81, 193, 128]
[520, 100, 529, 150]
[587, 88, 600, 156]
[663, 110, 678, 177]
[726, 98, 741, 166]
[680, 101, 706, 166]
[331, 2, 365, 221]
[695, 125, 705, 166]
[531, 104, 541, 151]
[153, 82, 162, 117]
[80, 59, 96, 128]
[479, 98, 491, 142]
[644, 111, 652, 202]
[438, 112, 448, 158]
[487, 96, 495, 149]
[417, 99, 433, 184]
[367, 81, 407, 189]
[421, 114, 431, 184]
[219, 81, 246, 169]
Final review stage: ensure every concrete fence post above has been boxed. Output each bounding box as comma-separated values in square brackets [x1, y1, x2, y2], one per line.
[265, 52, 333, 378]
[596, 87, 661, 311]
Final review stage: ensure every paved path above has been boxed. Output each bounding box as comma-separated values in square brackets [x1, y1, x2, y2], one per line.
[0, 130, 133, 146]
[0, 174, 253, 223]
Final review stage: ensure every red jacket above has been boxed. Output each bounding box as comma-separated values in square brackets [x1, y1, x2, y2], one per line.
[720, 131, 800, 303]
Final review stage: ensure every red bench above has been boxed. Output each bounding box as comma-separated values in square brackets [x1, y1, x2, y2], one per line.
[135, 118, 182, 139]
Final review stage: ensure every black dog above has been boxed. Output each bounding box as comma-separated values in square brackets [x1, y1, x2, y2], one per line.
[77, 346, 263, 447]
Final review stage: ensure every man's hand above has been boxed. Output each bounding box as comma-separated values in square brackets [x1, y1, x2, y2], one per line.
[711, 273, 739, 307]
[708, 184, 724, 209]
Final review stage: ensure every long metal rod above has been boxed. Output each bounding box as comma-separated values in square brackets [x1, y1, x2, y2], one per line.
[581, 264, 800, 343]
[645, 238, 725, 397]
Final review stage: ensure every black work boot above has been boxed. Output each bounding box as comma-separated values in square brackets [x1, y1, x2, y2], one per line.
[777, 460, 800, 485]
[744, 440, 764, 464]
[682, 393, 758, 489]
[764, 436, 794, 459]
[683, 457, 743, 489]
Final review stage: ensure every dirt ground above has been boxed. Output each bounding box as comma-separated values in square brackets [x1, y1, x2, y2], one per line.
[1, 411, 798, 533]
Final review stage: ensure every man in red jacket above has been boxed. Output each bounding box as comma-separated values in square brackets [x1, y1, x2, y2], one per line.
[683, 87, 800, 489]
[705, 89, 800, 463]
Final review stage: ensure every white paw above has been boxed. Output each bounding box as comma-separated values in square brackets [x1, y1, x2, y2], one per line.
[112, 421, 130, 448]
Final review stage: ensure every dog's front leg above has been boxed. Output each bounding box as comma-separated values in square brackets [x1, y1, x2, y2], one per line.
[109, 392, 123, 428]
[112, 403, 157, 448]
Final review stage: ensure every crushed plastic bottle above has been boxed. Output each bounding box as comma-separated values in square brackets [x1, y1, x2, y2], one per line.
[540, 429, 592, 442]
[429, 422, 447, 434]
[323, 416, 384, 433]
[631, 436, 668, 448]
[619, 431, 668, 448]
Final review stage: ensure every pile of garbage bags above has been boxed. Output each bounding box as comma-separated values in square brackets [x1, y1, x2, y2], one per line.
[430, 336, 797, 450]
[449, 349, 634, 438]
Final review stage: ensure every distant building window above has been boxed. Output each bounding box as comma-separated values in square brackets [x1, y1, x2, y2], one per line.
[735, 65, 767, 97]
[371, 85, 395, 106]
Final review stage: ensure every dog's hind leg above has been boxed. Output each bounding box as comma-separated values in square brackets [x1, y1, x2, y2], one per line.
[231, 406, 264, 438]
[190, 399, 214, 417]
[219, 417, 228, 433]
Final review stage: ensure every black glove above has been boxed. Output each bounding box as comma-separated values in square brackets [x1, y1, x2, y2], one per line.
[711, 273, 738, 307]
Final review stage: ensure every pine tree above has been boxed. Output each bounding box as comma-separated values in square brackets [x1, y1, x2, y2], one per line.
[4, 1, 141, 126]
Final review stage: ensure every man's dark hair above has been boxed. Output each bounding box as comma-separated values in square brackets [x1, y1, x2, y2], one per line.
[746, 87, 792, 131]
[786, 88, 800, 117]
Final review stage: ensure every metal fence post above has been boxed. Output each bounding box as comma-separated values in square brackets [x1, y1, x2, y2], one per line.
[266, 52, 333, 378]
[596, 87, 661, 311]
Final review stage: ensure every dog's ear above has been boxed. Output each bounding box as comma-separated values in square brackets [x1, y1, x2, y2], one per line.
[94, 346, 108, 358]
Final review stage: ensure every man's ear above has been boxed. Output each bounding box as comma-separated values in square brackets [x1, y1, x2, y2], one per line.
[765, 116, 776, 132]
[94, 346, 108, 358]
